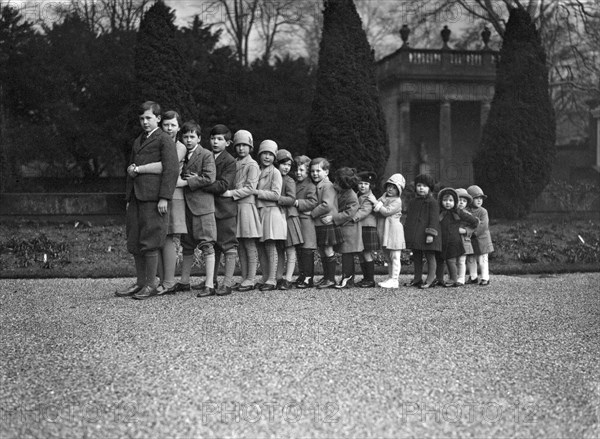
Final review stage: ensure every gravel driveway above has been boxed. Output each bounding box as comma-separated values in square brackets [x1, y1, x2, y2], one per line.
[1, 273, 598, 438]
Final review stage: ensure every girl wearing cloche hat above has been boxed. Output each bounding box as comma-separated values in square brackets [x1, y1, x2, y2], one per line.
[254, 140, 287, 291]
[466, 185, 494, 286]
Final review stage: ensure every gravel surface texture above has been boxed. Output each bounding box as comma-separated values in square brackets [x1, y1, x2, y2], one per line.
[1, 274, 599, 438]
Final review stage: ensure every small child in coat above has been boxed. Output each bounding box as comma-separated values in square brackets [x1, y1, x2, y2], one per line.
[275, 149, 303, 290]
[324, 167, 362, 289]
[403, 174, 441, 289]
[221, 130, 262, 292]
[310, 157, 341, 289]
[254, 140, 286, 291]
[466, 185, 494, 286]
[293, 155, 318, 289]
[455, 188, 477, 285]
[352, 171, 379, 288]
[371, 173, 406, 289]
[435, 187, 479, 287]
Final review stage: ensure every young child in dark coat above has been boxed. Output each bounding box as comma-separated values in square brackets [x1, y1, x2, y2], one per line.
[403, 174, 441, 289]
[435, 187, 479, 287]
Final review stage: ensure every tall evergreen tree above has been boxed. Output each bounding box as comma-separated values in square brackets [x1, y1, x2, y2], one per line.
[134, 0, 196, 122]
[307, 0, 388, 179]
[474, 7, 555, 219]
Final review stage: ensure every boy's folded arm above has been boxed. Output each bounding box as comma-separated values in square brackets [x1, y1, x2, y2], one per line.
[278, 179, 296, 206]
[354, 201, 374, 221]
[297, 189, 318, 211]
[311, 186, 335, 218]
[137, 162, 162, 174]
[187, 159, 216, 190]
[333, 202, 359, 225]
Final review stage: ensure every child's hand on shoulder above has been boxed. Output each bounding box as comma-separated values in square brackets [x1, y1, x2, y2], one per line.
[367, 194, 378, 204]
[459, 227, 466, 234]
[321, 215, 333, 225]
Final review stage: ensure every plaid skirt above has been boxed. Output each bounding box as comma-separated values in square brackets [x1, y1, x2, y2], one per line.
[286, 216, 304, 247]
[316, 224, 343, 247]
[362, 226, 380, 251]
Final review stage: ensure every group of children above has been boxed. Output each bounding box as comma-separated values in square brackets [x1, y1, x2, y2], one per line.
[115, 101, 494, 300]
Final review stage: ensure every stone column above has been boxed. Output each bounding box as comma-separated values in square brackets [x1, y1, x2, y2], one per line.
[480, 100, 491, 136]
[399, 100, 411, 175]
[439, 100, 451, 183]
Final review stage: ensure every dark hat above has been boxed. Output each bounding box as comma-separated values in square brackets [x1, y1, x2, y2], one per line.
[438, 187, 458, 209]
[357, 171, 377, 184]
[414, 174, 435, 192]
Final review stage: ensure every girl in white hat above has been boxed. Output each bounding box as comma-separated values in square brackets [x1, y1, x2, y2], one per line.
[466, 185, 494, 286]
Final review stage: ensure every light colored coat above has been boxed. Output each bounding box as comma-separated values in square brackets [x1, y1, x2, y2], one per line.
[468, 205, 494, 254]
[230, 154, 261, 238]
[374, 195, 405, 250]
[256, 164, 286, 241]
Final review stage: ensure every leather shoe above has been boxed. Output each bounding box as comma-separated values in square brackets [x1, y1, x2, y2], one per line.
[197, 286, 216, 297]
[115, 283, 142, 297]
[317, 279, 337, 289]
[430, 279, 443, 288]
[466, 277, 479, 285]
[192, 280, 218, 290]
[216, 285, 232, 296]
[237, 284, 254, 292]
[279, 279, 292, 290]
[155, 284, 177, 296]
[171, 282, 191, 292]
[404, 279, 423, 287]
[296, 278, 313, 289]
[479, 279, 490, 286]
[335, 276, 354, 289]
[356, 279, 376, 288]
[260, 283, 276, 291]
[313, 277, 327, 287]
[131, 285, 158, 300]
[254, 282, 265, 290]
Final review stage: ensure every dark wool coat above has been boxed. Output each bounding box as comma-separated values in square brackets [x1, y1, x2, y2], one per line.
[296, 178, 318, 249]
[333, 187, 363, 254]
[439, 208, 479, 259]
[182, 147, 217, 216]
[126, 129, 179, 202]
[278, 174, 298, 218]
[202, 150, 237, 219]
[404, 194, 442, 252]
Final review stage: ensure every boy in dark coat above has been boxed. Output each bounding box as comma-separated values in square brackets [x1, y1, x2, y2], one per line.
[201, 124, 238, 296]
[116, 101, 179, 300]
[403, 174, 441, 289]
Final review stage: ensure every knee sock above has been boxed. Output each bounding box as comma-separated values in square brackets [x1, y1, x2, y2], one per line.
[144, 251, 159, 288]
[265, 241, 278, 285]
[457, 255, 467, 283]
[238, 241, 248, 283]
[203, 252, 215, 288]
[424, 251, 437, 284]
[276, 245, 285, 281]
[161, 237, 177, 288]
[412, 250, 423, 282]
[245, 239, 258, 286]
[213, 249, 222, 285]
[390, 250, 401, 281]
[326, 255, 337, 281]
[479, 253, 490, 281]
[302, 249, 314, 281]
[341, 253, 355, 278]
[467, 255, 478, 280]
[435, 253, 445, 282]
[365, 260, 375, 281]
[447, 258, 458, 283]
[134, 254, 145, 286]
[223, 250, 237, 287]
[285, 246, 296, 281]
[180, 253, 194, 284]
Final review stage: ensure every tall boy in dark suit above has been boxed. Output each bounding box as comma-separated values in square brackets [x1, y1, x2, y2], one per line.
[115, 101, 179, 299]
[201, 124, 238, 296]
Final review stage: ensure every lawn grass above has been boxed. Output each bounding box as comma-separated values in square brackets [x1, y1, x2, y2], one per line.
[0, 216, 598, 278]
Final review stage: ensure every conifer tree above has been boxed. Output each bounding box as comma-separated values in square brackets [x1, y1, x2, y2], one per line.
[134, 0, 196, 121]
[307, 0, 388, 179]
[474, 7, 555, 218]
